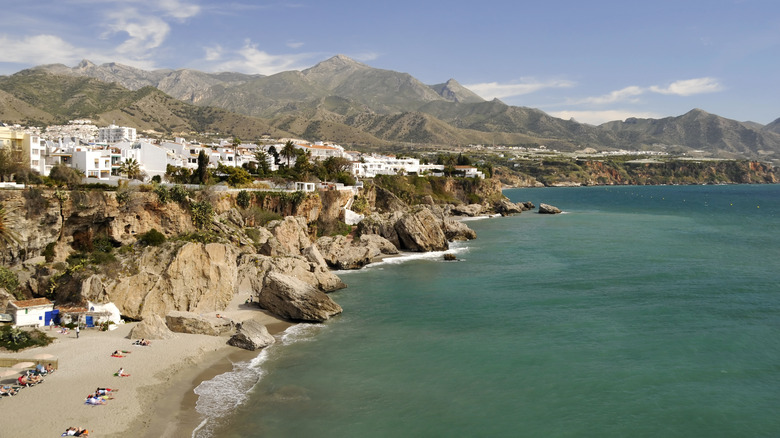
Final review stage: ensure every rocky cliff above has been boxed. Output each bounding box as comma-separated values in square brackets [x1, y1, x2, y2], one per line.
[0, 182, 493, 325]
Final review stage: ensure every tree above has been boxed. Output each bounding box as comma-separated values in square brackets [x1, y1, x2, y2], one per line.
[323, 156, 352, 179]
[294, 149, 312, 180]
[254, 150, 271, 176]
[48, 164, 83, 188]
[194, 150, 210, 184]
[280, 141, 297, 168]
[119, 158, 142, 180]
[267, 145, 280, 166]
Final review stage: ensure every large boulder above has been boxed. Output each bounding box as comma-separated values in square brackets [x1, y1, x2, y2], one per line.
[99, 242, 239, 320]
[493, 198, 525, 216]
[441, 218, 477, 241]
[128, 314, 176, 340]
[316, 234, 399, 270]
[227, 320, 276, 351]
[394, 207, 448, 252]
[237, 254, 346, 295]
[451, 203, 484, 217]
[356, 234, 399, 257]
[165, 311, 233, 336]
[539, 203, 562, 214]
[316, 235, 372, 270]
[260, 216, 312, 257]
[374, 186, 408, 213]
[257, 272, 342, 322]
[356, 212, 403, 248]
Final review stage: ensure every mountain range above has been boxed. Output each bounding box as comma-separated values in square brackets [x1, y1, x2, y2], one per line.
[1, 55, 779, 163]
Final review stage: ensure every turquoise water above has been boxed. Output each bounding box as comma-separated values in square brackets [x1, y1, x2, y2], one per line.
[196, 185, 780, 438]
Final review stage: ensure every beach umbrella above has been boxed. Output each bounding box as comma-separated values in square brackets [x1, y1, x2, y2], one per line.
[12, 361, 35, 369]
[33, 353, 54, 360]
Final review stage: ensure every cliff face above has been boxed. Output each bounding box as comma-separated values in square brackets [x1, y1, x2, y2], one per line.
[0, 183, 481, 322]
[506, 159, 778, 187]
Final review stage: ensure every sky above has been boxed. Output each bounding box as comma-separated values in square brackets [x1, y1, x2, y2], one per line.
[0, 0, 778, 125]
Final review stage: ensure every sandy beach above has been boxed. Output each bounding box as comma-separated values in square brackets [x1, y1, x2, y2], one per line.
[0, 295, 291, 437]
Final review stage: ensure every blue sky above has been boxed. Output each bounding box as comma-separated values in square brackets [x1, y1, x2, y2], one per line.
[1, 0, 778, 125]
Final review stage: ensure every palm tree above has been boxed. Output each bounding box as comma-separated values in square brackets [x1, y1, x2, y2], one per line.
[119, 158, 141, 180]
[280, 141, 297, 168]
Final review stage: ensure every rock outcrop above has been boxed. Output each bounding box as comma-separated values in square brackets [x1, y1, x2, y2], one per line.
[451, 203, 484, 217]
[260, 216, 313, 257]
[96, 242, 239, 320]
[165, 311, 233, 336]
[538, 203, 562, 214]
[394, 207, 448, 251]
[237, 254, 346, 295]
[227, 320, 276, 351]
[128, 314, 176, 340]
[257, 272, 342, 322]
[316, 233, 398, 270]
[494, 198, 534, 216]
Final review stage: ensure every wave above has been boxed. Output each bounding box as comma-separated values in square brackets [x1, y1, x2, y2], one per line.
[191, 324, 324, 438]
[337, 241, 471, 273]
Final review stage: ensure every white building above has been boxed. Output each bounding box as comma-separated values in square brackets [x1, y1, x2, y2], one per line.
[71, 148, 112, 180]
[8, 298, 55, 327]
[98, 124, 137, 143]
[351, 154, 421, 178]
[113, 141, 171, 179]
[295, 142, 345, 160]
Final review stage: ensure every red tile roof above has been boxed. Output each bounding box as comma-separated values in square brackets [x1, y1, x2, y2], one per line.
[10, 298, 53, 308]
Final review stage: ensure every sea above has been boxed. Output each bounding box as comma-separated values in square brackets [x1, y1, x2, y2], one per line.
[192, 184, 780, 438]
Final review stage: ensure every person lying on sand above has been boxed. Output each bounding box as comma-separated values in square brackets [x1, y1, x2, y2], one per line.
[114, 368, 130, 377]
[84, 394, 106, 405]
[110, 351, 125, 358]
[95, 387, 117, 395]
[62, 426, 89, 436]
[0, 385, 18, 396]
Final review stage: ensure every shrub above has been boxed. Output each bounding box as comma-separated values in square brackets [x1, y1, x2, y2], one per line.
[43, 242, 56, 262]
[151, 175, 162, 183]
[190, 201, 214, 229]
[154, 184, 169, 204]
[169, 185, 189, 204]
[236, 190, 251, 209]
[0, 326, 54, 351]
[137, 228, 166, 246]
[0, 266, 20, 298]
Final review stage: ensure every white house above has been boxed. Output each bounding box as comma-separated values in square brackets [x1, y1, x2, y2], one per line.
[114, 141, 171, 179]
[8, 298, 55, 327]
[351, 154, 421, 178]
[295, 142, 345, 160]
[71, 148, 112, 180]
[454, 165, 485, 179]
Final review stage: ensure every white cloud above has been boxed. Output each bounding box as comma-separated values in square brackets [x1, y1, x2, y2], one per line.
[464, 79, 575, 100]
[649, 77, 722, 96]
[0, 35, 82, 65]
[102, 9, 170, 56]
[547, 110, 664, 125]
[204, 45, 223, 61]
[571, 86, 644, 105]
[210, 40, 313, 74]
[157, 0, 201, 20]
[286, 41, 304, 49]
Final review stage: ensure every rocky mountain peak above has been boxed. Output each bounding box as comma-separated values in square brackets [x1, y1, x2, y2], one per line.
[76, 59, 96, 70]
[430, 78, 485, 103]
